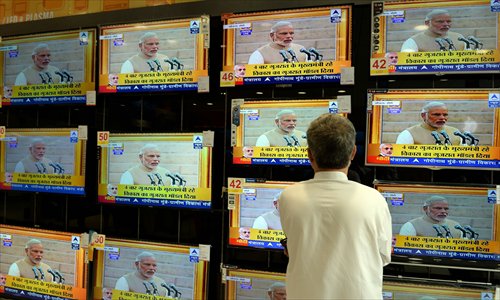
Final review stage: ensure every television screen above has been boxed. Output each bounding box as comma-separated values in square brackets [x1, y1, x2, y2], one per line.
[370, 0, 500, 76]
[0, 127, 87, 195]
[383, 280, 496, 299]
[375, 182, 500, 264]
[365, 89, 500, 170]
[231, 98, 349, 165]
[1, 29, 96, 106]
[225, 269, 285, 300]
[0, 225, 87, 300]
[221, 6, 351, 87]
[97, 132, 212, 209]
[228, 177, 293, 250]
[99, 16, 209, 93]
[93, 238, 208, 300]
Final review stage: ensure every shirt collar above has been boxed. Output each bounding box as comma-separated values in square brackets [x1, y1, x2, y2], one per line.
[313, 171, 348, 181]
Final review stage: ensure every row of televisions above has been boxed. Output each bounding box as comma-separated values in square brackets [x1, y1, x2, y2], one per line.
[0, 91, 499, 199]
[0, 225, 498, 300]
[1, 0, 500, 105]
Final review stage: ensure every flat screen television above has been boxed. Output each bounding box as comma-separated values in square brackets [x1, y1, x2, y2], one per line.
[92, 238, 208, 299]
[99, 16, 209, 93]
[221, 6, 351, 87]
[365, 89, 500, 170]
[375, 182, 500, 265]
[1, 29, 96, 105]
[0, 127, 87, 195]
[225, 268, 285, 300]
[231, 98, 349, 166]
[228, 177, 293, 250]
[382, 280, 496, 299]
[97, 132, 212, 209]
[0, 225, 87, 300]
[370, 0, 500, 75]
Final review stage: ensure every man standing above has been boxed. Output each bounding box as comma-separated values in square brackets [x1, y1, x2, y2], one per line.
[14, 139, 59, 174]
[248, 21, 307, 64]
[395, 102, 462, 145]
[8, 239, 54, 282]
[119, 144, 174, 186]
[401, 9, 466, 52]
[114, 252, 169, 296]
[280, 114, 392, 299]
[256, 110, 307, 147]
[252, 192, 282, 230]
[121, 32, 171, 73]
[399, 196, 464, 238]
[15, 44, 62, 85]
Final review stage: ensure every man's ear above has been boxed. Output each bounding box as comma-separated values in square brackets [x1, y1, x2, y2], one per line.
[350, 145, 357, 160]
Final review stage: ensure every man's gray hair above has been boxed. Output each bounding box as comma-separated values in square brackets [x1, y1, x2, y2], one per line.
[139, 32, 158, 44]
[307, 114, 356, 169]
[275, 109, 296, 120]
[25, 238, 42, 249]
[379, 143, 391, 150]
[135, 251, 155, 262]
[139, 143, 160, 156]
[425, 9, 450, 22]
[421, 101, 447, 114]
[270, 21, 293, 33]
[30, 138, 46, 148]
[32, 43, 50, 56]
[423, 195, 448, 207]
[268, 282, 286, 292]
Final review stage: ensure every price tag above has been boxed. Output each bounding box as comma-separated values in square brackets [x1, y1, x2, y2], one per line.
[97, 131, 110, 145]
[0, 126, 5, 139]
[91, 233, 106, 249]
[220, 71, 235, 87]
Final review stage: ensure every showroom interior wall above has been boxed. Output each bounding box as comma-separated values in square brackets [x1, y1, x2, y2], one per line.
[1, 0, 499, 299]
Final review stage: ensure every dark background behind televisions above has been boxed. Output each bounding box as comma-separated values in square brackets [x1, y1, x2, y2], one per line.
[0, 1, 500, 299]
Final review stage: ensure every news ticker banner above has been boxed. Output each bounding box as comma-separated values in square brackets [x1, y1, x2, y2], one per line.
[1, 82, 95, 106]
[111, 289, 176, 300]
[371, 50, 500, 75]
[99, 70, 208, 93]
[366, 144, 500, 169]
[232, 146, 310, 165]
[0, 173, 85, 195]
[1, 275, 85, 300]
[393, 235, 500, 261]
[229, 227, 285, 250]
[221, 60, 351, 87]
[98, 184, 211, 209]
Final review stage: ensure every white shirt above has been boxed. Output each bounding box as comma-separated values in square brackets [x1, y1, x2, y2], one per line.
[120, 61, 134, 74]
[119, 171, 134, 184]
[400, 38, 418, 52]
[115, 276, 130, 291]
[395, 130, 414, 144]
[280, 171, 392, 299]
[255, 134, 271, 147]
[399, 222, 417, 236]
[14, 73, 28, 86]
[248, 51, 264, 64]
[7, 263, 20, 276]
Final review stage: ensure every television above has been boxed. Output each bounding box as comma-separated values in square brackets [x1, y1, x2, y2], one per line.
[228, 177, 293, 250]
[221, 6, 352, 87]
[0, 127, 88, 195]
[224, 268, 285, 300]
[92, 238, 208, 300]
[97, 132, 212, 209]
[370, 0, 500, 76]
[382, 280, 496, 299]
[231, 98, 349, 165]
[99, 16, 209, 93]
[0, 225, 87, 299]
[375, 182, 500, 265]
[1, 29, 96, 106]
[365, 89, 500, 170]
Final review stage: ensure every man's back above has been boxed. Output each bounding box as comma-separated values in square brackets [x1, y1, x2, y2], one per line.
[280, 171, 392, 299]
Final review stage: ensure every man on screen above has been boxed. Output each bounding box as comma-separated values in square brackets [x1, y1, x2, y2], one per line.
[121, 32, 171, 73]
[3, 86, 13, 98]
[8, 239, 54, 282]
[102, 287, 113, 300]
[395, 102, 462, 145]
[248, 21, 307, 64]
[267, 282, 287, 300]
[255, 109, 307, 147]
[0, 273, 6, 286]
[119, 144, 177, 186]
[385, 52, 398, 65]
[238, 227, 251, 240]
[14, 44, 62, 85]
[379, 143, 393, 157]
[252, 192, 282, 230]
[115, 252, 170, 296]
[399, 196, 464, 238]
[401, 9, 466, 52]
[14, 139, 61, 174]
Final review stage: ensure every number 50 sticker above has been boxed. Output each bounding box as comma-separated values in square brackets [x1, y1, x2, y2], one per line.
[97, 131, 110, 145]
